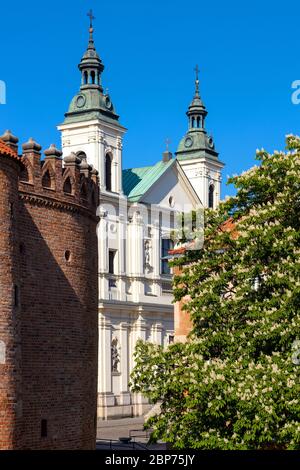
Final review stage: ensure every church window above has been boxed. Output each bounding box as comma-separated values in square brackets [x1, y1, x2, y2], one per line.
[191, 117, 195, 128]
[83, 71, 88, 85]
[105, 154, 112, 191]
[209, 184, 214, 209]
[197, 116, 200, 128]
[161, 239, 174, 275]
[109, 250, 116, 274]
[63, 177, 72, 194]
[91, 71, 96, 84]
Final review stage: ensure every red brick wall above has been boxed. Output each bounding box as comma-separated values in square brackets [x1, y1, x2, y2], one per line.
[0, 155, 22, 449]
[0, 145, 99, 449]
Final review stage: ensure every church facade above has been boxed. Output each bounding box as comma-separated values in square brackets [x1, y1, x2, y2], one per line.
[58, 22, 224, 419]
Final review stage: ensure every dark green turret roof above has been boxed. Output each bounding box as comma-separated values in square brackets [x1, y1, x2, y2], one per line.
[176, 67, 219, 161]
[62, 20, 122, 127]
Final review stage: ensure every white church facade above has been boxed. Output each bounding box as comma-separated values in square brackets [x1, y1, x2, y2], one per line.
[58, 21, 224, 419]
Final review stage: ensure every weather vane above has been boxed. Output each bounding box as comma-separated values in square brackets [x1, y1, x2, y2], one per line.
[87, 9, 95, 29]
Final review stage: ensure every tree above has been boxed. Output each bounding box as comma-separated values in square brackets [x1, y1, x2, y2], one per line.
[130, 136, 300, 449]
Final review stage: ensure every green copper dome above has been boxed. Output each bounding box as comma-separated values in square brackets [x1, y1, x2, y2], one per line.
[176, 129, 218, 159]
[64, 88, 119, 125]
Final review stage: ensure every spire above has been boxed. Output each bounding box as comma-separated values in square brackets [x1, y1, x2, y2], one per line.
[78, 10, 104, 91]
[186, 65, 207, 131]
[87, 9, 96, 51]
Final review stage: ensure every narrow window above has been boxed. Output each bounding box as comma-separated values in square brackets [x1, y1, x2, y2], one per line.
[161, 239, 174, 275]
[91, 71, 95, 84]
[83, 71, 88, 85]
[109, 250, 116, 274]
[208, 185, 214, 209]
[105, 154, 112, 191]
[197, 116, 200, 128]
[42, 170, 52, 189]
[20, 166, 29, 182]
[80, 178, 88, 199]
[63, 177, 72, 194]
[14, 285, 19, 307]
[191, 117, 195, 128]
[41, 419, 47, 438]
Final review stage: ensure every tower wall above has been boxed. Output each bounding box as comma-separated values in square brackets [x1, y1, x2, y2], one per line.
[0, 136, 99, 450]
[0, 149, 22, 449]
[18, 143, 99, 449]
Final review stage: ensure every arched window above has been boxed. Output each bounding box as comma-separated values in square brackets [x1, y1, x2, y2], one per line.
[191, 117, 195, 128]
[209, 184, 214, 209]
[20, 166, 29, 182]
[91, 71, 95, 84]
[197, 116, 200, 128]
[105, 154, 112, 191]
[42, 170, 52, 189]
[63, 177, 72, 194]
[83, 71, 88, 85]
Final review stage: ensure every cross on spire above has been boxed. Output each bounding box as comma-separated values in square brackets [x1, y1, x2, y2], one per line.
[194, 64, 200, 96]
[165, 138, 171, 151]
[87, 9, 95, 28]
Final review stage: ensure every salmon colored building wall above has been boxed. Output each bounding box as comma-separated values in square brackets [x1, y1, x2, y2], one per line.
[172, 262, 193, 343]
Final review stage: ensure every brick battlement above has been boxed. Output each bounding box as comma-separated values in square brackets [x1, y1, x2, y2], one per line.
[0, 130, 99, 450]
[1, 131, 99, 215]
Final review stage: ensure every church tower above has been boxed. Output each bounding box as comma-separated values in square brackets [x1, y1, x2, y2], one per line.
[58, 12, 126, 195]
[176, 67, 224, 208]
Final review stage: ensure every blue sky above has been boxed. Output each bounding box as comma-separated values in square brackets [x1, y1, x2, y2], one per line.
[1, 0, 300, 198]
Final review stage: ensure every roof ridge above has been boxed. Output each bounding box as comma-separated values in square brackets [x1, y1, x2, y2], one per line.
[123, 164, 154, 172]
[123, 158, 175, 202]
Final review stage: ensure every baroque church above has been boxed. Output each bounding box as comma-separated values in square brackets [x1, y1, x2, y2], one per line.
[58, 20, 224, 419]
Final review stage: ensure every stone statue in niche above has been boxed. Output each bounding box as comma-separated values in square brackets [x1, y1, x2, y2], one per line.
[111, 337, 120, 373]
[144, 240, 152, 273]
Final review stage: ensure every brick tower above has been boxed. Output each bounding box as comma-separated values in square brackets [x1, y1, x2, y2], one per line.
[0, 138, 23, 449]
[0, 131, 99, 449]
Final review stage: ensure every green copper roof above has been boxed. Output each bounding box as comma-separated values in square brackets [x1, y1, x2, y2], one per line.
[176, 129, 219, 159]
[122, 159, 175, 202]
